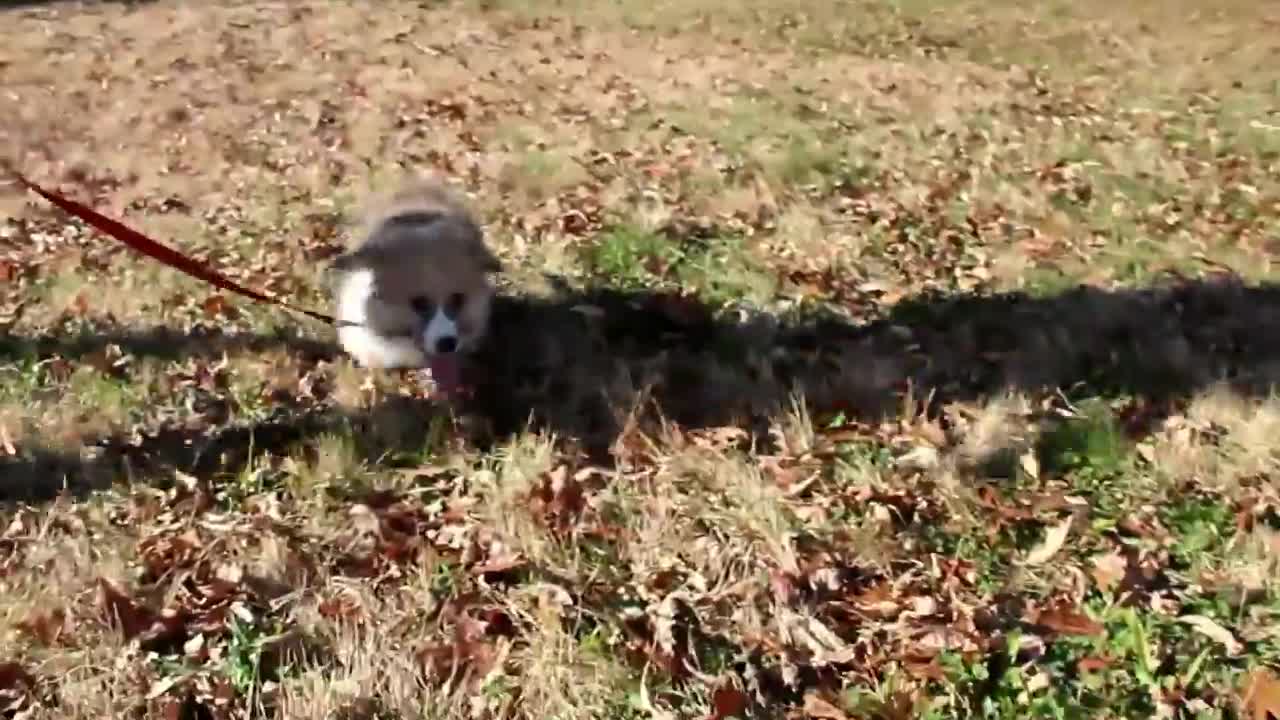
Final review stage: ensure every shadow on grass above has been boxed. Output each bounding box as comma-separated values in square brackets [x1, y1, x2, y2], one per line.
[0, 323, 340, 364]
[4, 274, 1280, 502]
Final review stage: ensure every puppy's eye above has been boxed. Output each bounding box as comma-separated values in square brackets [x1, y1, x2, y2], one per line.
[410, 296, 433, 315]
[445, 292, 465, 314]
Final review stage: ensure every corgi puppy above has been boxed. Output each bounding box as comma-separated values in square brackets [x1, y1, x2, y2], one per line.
[331, 175, 501, 395]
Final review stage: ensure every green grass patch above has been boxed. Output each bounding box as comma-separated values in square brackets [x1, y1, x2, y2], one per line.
[1037, 401, 1130, 477]
[585, 223, 777, 306]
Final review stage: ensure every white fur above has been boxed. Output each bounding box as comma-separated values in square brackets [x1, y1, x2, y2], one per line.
[423, 308, 459, 354]
[335, 269, 427, 368]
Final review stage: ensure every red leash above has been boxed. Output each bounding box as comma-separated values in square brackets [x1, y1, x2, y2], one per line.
[6, 169, 337, 325]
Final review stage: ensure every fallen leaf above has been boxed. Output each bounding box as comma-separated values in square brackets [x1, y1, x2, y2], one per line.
[418, 610, 503, 688]
[1077, 656, 1111, 673]
[15, 607, 66, 646]
[1025, 516, 1072, 565]
[0, 662, 34, 691]
[1019, 449, 1040, 479]
[146, 675, 181, 700]
[1035, 605, 1105, 637]
[0, 661, 35, 713]
[802, 692, 850, 720]
[138, 528, 204, 580]
[96, 578, 187, 650]
[183, 633, 205, 659]
[317, 591, 362, 620]
[779, 610, 858, 666]
[97, 577, 158, 639]
[203, 294, 241, 319]
[529, 464, 587, 533]
[1179, 614, 1243, 655]
[470, 553, 527, 576]
[1242, 668, 1280, 720]
[977, 486, 1033, 522]
[902, 654, 946, 681]
[708, 684, 749, 720]
[1025, 670, 1051, 693]
[1090, 551, 1127, 592]
[229, 601, 254, 624]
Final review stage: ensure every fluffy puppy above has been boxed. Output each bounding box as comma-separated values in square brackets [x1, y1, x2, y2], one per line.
[331, 176, 500, 394]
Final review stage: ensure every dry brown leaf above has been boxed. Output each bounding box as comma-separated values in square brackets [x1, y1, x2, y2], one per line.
[530, 464, 588, 533]
[848, 581, 901, 620]
[802, 692, 850, 720]
[317, 591, 362, 620]
[1241, 668, 1280, 720]
[1035, 605, 1105, 637]
[0, 662, 34, 691]
[15, 607, 67, 646]
[418, 608, 505, 689]
[902, 654, 947, 681]
[138, 528, 204, 580]
[1077, 656, 1111, 673]
[780, 610, 858, 666]
[1025, 516, 1072, 565]
[470, 553, 527, 576]
[97, 577, 158, 639]
[1179, 615, 1243, 655]
[1090, 551, 1128, 592]
[146, 675, 181, 701]
[708, 684, 749, 720]
[200, 294, 238, 319]
[97, 578, 189, 651]
[0, 661, 35, 714]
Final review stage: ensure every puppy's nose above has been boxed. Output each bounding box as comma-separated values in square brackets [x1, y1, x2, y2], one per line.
[435, 336, 458, 354]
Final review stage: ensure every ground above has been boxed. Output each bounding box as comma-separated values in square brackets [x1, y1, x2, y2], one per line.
[0, 0, 1279, 717]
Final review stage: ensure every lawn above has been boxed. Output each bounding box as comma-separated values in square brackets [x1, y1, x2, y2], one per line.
[1, 0, 1279, 718]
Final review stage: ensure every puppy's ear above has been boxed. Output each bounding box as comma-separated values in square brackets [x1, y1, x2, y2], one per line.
[331, 246, 383, 273]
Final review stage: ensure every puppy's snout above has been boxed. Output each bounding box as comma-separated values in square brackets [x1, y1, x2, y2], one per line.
[435, 336, 458, 354]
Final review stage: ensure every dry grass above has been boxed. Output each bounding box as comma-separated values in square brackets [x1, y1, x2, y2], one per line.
[2, 0, 1280, 718]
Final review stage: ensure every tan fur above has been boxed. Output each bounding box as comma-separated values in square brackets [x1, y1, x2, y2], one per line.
[332, 175, 501, 369]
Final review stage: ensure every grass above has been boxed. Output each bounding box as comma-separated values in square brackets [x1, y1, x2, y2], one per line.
[2, 0, 1280, 718]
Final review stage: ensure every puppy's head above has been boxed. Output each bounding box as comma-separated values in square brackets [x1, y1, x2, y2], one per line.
[333, 207, 501, 392]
